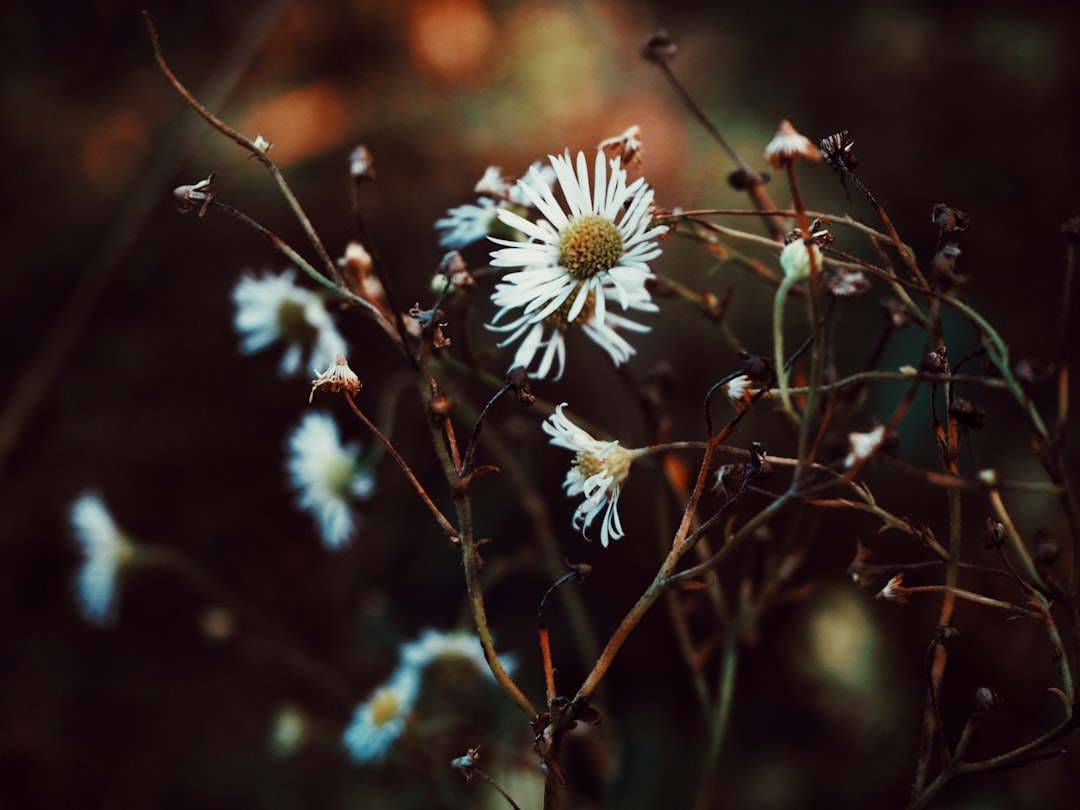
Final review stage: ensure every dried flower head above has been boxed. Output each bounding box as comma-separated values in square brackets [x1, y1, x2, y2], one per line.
[173, 172, 217, 217]
[819, 131, 858, 170]
[543, 403, 645, 547]
[825, 268, 871, 298]
[764, 119, 821, 171]
[723, 374, 763, 410]
[252, 134, 273, 154]
[641, 30, 678, 63]
[598, 124, 644, 170]
[876, 573, 909, 603]
[310, 353, 362, 402]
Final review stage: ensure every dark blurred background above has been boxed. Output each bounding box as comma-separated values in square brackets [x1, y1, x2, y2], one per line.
[3, 1, 1080, 808]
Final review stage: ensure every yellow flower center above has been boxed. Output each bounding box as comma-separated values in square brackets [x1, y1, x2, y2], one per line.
[277, 298, 318, 344]
[557, 214, 623, 281]
[370, 688, 402, 727]
[574, 444, 637, 489]
[543, 283, 596, 331]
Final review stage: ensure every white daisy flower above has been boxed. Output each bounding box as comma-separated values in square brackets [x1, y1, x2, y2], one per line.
[543, 403, 645, 547]
[844, 425, 887, 469]
[232, 270, 347, 377]
[70, 493, 134, 626]
[486, 150, 666, 379]
[342, 667, 422, 765]
[286, 412, 375, 549]
[398, 629, 514, 680]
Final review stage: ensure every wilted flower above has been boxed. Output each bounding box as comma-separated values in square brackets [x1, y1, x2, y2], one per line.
[779, 237, 825, 282]
[543, 403, 645, 546]
[487, 150, 667, 379]
[723, 374, 763, 409]
[598, 124, 644, 169]
[232, 270, 347, 377]
[876, 573, 909, 604]
[309, 353, 362, 402]
[70, 493, 135, 626]
[764, 119, 821, 171]
[287, 412, 375, 549]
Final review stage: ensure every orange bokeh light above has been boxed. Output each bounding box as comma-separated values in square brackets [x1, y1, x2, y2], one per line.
[238, 82, 348, 166]
[408, 0, 495, 83]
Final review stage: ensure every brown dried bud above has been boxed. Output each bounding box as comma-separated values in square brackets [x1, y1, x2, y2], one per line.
[738, 351, 772, 383]
[727, 167, 769, 191]
[641, 30, 678, 63]
[349, 145, 375, 182]
[430, 395, 457, 418]
[949, 398, 987, 429]
[925, 348, 948, 374]
[931, 203, 971, 233]
[984, 518, 1006, 549]
[972, 687, 1001, 720]
[507, 366, 535, 407]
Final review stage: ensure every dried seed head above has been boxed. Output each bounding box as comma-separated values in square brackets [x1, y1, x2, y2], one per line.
[598, 124, 644, 170]
[173, 172, 217, 217]
[925, 348, 948, 374]
[507, 366, 535, 406]
[819, 131, 858, 170]
[738, 351, 772, 383]
[309, 353, 362, 402]
[764, 119, 822, 171]
[949, 398, 988, 429]
[451, 747, 481, 782]
[825, 268, 871, 298]
[931, 203, 971, 233]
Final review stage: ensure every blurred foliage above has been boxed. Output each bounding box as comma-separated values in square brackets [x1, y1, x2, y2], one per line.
[2, 1, 1079, 808]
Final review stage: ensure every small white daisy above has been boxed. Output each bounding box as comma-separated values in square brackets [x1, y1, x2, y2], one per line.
[342, 667, 422, 765]
[844, 425, 887, 469]
[70, 493, 134, 626]
[543, 403, 645, 547]
[286, 412, 375, 549]
[486, 150, 667, 379]
[232, 270, 347, 377]
[435, 197, 499, 250]
[398, 629, 514, 680]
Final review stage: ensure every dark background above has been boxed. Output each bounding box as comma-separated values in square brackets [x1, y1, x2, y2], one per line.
[3, 1, 1080, 808]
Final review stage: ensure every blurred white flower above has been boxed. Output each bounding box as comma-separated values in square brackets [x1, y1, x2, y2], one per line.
[399, 628, 514, 680]
[232, 270, 346, 377]
[844, 425, 887, 469]
[779, 238, 823, 282]
[435, 162, 557, 250]
[543, 403, 644, 547]
[343, 667, 421, 764]
[486, 149, 666, 379]
[287, 412, 375, 549]
[70, 493, 134, 626]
